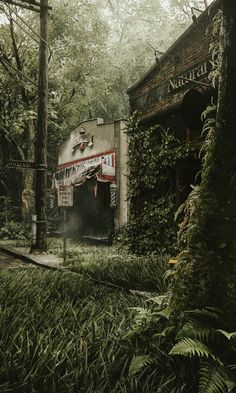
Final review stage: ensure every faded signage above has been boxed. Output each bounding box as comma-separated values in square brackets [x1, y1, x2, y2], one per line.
[72, 134, 94, 151]
[6, 160, 36, 169]
[58, 185, 73, 207]
[132, 59, 211, 112]
[168, 61, 208, 92]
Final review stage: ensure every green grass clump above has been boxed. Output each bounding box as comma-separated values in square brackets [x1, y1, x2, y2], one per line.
[71, 253, 169, 292]
[0, 268, 146, 393]
[48, 238, 170, 292]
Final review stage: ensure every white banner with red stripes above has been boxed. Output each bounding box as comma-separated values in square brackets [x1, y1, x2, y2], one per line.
[53, 151, 115, 188]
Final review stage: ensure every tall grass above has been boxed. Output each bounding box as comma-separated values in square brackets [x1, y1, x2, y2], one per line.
[71, 254, 169, 292]
[48, 238, 170, 292]
[0, 268, 147, 392]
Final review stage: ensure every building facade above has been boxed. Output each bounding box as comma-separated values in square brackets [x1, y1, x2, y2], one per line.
[53, 118, 128, 240]
[124, 0, 220, 254]
[127, 0, 219, 205]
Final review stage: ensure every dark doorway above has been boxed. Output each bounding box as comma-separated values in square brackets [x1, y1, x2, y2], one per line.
[69, 179, 111, 238]
[176, 157, 201, 205]
[182, 88, 206, 132]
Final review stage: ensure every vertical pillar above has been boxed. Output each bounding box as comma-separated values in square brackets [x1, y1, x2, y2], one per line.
[32, 0, 48, 252]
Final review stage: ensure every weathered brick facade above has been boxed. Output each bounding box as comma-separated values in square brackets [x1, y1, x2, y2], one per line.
[125, 1, 221, 251]
[128, 0, 220, 121]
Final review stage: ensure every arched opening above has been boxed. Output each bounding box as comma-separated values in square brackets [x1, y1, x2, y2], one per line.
[182, 88, 206, 132]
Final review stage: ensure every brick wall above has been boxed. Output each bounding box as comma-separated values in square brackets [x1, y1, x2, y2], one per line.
[128, 1, 220, 119]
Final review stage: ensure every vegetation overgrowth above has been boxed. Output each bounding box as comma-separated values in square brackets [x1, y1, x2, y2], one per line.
[0, 268, 148, 392]
[1, 3, 236, 393]
[124, 116, 200, 255]
[48, 238, 170, 292]
[1, 265, 235, 393]
[170, 8, 236, 322]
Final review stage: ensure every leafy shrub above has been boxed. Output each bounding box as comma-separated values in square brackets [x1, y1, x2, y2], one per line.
[124, 113, 200, 255]
[0, 220, 29, 240]
[124, 195, 178, 255]
[126, 301, 236, 393]
[170, 308, 236, 393]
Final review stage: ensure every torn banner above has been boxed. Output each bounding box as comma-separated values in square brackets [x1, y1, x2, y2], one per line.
[52, 151, 115, 189]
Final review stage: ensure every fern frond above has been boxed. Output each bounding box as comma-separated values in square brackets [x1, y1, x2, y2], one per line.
[185, 308, 221, 322]
[169, 338, 221, 364]
[176, 320, 214, 343]
[228, 364, 236, 370]
[199, 362, 235, 393]
[145, 293, 169, 307]
[216, 329, 236, 341]
[129, 355, 153, 377]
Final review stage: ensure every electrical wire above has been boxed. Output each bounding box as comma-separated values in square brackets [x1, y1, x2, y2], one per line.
[0, 55, 38, 87]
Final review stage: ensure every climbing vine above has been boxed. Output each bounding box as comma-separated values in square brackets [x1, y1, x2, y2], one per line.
[170, 9, 236, 320]
[124, 114, 200, 255]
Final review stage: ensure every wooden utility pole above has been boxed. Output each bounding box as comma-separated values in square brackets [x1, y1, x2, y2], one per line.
[31, 0, 48, 252]
[0, 0, 51, 252]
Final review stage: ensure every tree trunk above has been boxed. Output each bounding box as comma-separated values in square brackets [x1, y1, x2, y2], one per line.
[172, 1, 236, 322]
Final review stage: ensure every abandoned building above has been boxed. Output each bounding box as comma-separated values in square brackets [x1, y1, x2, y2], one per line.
[123, 0, 221, 254]
[127, 0, 219, 205]
[53, 118, 128, 240]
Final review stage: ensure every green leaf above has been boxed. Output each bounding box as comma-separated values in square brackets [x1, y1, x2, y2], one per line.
[129, 355, 153, 377]
[199, 362, 235, 393]
[169, 338, 221, 364]
[216, 330, 236, 341]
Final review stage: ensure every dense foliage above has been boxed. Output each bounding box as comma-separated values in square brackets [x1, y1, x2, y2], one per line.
[124, 114, 200, 255]
[170, 8, 236, 323]
[0, 268, 147, 392]
[0, 0, 202, 220]
[1, 254, 235, 393]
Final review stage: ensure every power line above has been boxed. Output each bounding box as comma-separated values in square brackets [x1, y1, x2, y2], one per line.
[0, 0, 40, 12]
[0, 55, 38, 87]
[1, 2, 48, 45]
[8, 14, 40, 44]
[0, 0, 52, 11]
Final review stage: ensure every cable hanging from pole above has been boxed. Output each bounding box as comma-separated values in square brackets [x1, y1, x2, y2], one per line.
[0, 55, 38, 87]
[1, 0, 49, 45]
[0, 0, 52, 11]
[0, 0, 40, 12]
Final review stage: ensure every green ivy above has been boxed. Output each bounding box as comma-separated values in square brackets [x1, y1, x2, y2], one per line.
[124, 113, 200, 255]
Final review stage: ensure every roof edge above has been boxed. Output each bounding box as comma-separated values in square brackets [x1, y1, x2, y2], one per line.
[127, 0, 221, 94]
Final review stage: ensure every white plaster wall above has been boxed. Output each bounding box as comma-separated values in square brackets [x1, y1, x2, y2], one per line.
[57, 118, 129, 230]
[114, 120, 128, 228]
[58, 119, 115, 167]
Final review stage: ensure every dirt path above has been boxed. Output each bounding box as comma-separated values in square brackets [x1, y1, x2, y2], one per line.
[0, 251, 29, 269]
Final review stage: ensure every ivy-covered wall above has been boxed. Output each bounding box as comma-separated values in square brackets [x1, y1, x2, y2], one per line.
[124, 114, 200, 255]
